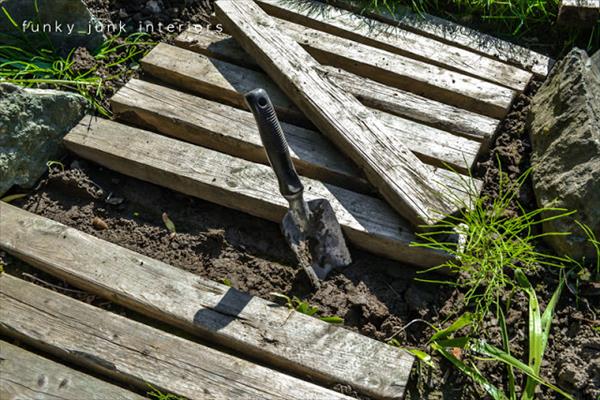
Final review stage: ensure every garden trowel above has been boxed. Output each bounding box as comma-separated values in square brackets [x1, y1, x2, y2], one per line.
[245, 89, 352, 289]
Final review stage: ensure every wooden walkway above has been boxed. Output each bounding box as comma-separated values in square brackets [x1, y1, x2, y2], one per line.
[1, 1, 553, 398]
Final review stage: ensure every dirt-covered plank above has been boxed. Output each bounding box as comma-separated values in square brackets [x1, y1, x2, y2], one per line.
[326, 0, 554, 77]
[0, 274, 355, 400]
[0, 341, 145, 400]
[217, 9, 514, 118]
[63, 117, 454, 265]
[257, 0, 532, 91]
[557, 0, 600, 26]
[215, 0, 460, 227]
[113, 78, 479, 177]
[0, 204, 414, 399]
[173, 30, 499, 143]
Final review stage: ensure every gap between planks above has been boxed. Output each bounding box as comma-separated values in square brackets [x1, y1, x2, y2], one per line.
[256, 0, 533, 91]
[215, 0, 461, 227]
[63, 116, 452, 266]
[0, 340, 146, 400]
[0, 273, 356, 400]
[0, 203, 414, 400]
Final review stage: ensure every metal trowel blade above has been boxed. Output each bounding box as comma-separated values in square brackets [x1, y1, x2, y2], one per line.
[282, 198, 352, 280]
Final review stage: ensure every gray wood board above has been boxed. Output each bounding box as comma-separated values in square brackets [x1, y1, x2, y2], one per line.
[0, 274, 357, 400]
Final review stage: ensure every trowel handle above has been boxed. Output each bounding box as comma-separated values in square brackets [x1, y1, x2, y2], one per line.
[244, 89, 303, 199]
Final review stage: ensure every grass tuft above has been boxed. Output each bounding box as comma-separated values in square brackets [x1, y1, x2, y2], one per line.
[411, 168, 575, 324]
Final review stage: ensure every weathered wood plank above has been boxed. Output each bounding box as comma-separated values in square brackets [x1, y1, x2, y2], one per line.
[0, 341, 145, 400]
[0, 274, 355, 400]
[172, 31, 499, 143]
[326, 0, 555, 77]
[63, 117, 452, 266]
[112, 78, 480, 177]
[215, 0, 459, 227]
[219, 11, 515, 118]
[112, 79, 371, 194]
[0, 203, 415, 400]
[257, 0, 532, 91]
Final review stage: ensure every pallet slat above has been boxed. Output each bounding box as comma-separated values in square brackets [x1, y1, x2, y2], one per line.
[172, 30, 499, 143]
[0, 203, 414, 400]
[326, 0, 554, 77]
[256, 0, 532, 91]
[114, 76, 480, 177]
[218, 11, 515, 118]
[63, 117, 451, 266]
[0, 341, 145, 400]
[215, 0, 458, 227]
[0, 274, 354, 400]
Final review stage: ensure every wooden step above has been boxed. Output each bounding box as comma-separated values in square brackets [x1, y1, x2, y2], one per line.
[326, 0, 554, 77]
[172, 31, 499, 144]
[256, 0, 533, 91]
[0, 203, 414, 399]
[212, 15, 516, 119]
[0, 341, 146, 400]
[0, 274, 355, 400]
[112, 78, 480, 178]
[63, 117, 452, 266]
[215, 0, 460, 227]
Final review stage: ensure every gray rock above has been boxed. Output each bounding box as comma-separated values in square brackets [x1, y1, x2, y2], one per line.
[0, 84, 88, 196]
[0, 0, 105, 55]
[527, 48, 600, 262]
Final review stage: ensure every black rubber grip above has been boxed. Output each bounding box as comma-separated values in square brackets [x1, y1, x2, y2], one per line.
[244, 88, 303, 199]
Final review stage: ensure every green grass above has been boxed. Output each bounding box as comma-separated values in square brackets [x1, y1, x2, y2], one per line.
[350, 0, 599, 54]
[0, 6, 155, 116]
[147, 385, 187, 400]
[411, 168, 575, 324]
[427, 272, 572, 400]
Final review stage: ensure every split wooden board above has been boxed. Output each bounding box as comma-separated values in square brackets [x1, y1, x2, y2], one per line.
[171, 31, 499, 143]
[215, 0, 456, 227]
[63, 116, 451, 266]
[256, 0, 533, 91]
[0, 274, 354, 400]
[112, 78, 480, 178]
[326, 0, 555, 77]
[0, 341, 146, 400]
[0, 203, 414, 399]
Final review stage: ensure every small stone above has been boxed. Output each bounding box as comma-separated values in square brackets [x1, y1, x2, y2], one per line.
[92, 217, 109, 231]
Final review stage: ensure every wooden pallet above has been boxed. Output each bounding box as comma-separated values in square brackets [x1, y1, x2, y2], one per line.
[0, 203, 412, 400]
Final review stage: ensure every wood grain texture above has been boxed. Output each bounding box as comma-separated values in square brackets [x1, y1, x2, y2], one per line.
[113, 76, 480, 177]
[63, 116, 452, 266]
[215, 0, 458, 226]
[326, 0, 555, 77]
[172, 30, 499, 143]
[0, 341, 145, 400]
[0, 274, 355, 400]
[256, 0, 532, 91]
[0, 204, 415, 400]
[234, 12, 515, 118]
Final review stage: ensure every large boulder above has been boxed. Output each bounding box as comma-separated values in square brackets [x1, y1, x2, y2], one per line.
[527, 48, 600, 262]
[0, 84, 87, 196]
[0, 0, 105, 55]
